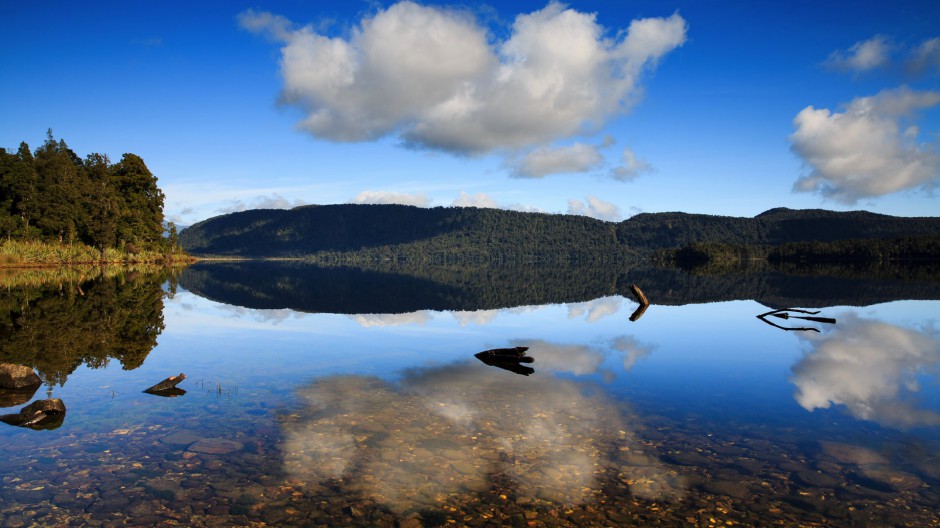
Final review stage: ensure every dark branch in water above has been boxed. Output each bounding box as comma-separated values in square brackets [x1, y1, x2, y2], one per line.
[629, 284, 650, 321]
[757, 308, 836, 332]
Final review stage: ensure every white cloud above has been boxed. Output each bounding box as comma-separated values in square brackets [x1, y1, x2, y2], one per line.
[238, 9, 294, 42]
[826, 35, 892, 72]
[610, 147, 653, 181]
[218, 193, 306, 214]
[789, 86, 940, 203]
[790, 314, 940, 429]
[824, 34, 940, 77]
[241, 2, 685, 165]
[507, 142, 605, 178]
[452, 191, 499, 208]
[908, 37, 940, 76]
[349, 190, 431, 207]
[567, 195, 622, 221]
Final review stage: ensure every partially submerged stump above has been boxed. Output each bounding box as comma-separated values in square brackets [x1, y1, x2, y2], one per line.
[0, 398, 67, 430]
[475, 347, 535, 376]
[629, 284, 649, 307]
[144, 373, 187, 396]
[628, 284, 650, 322]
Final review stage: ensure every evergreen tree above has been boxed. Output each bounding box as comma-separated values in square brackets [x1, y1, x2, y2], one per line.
[83, 152, 118, 255]
[111, 153, 165, 249]
[32, 131, 86, 244]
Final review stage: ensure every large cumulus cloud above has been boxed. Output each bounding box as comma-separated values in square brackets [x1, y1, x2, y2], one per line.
[240, 2, 685, 175]
[789, 86, 940, 203]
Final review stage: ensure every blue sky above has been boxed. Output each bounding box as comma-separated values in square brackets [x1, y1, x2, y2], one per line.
[2, 0, 938, 225]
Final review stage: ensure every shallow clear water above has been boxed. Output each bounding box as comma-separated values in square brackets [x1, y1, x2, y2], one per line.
[1, 264, 939, 527]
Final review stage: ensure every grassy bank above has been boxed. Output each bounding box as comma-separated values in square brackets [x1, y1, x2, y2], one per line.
[0, 239, 195, 267]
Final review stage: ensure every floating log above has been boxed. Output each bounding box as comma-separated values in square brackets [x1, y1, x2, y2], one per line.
[144, 373, 186, 394]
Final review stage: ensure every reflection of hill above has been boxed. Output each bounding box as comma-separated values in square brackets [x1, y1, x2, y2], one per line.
[179, 261, 940, 314]
[626, 265, 940, 308]
[0, 269, 172, 386]
[180, 261, 622, 314]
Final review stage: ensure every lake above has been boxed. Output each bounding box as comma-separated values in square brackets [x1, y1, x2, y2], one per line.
[1, 261, 939, 527]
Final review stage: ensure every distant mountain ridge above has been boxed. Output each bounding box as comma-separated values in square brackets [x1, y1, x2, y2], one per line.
[178, 204, 940, 259]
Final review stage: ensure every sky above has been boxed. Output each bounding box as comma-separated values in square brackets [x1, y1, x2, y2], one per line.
[2, 0, 938, 225]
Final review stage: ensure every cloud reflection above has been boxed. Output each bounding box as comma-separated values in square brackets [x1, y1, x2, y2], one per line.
[510, 336, 655, 376]
[281, 361, 681, 512]
[566, 296, 623, 322]
[217, 305, 305, 324]
[790, 314, 940, 428]
[348, 311, 433, 327]
[451, 309, 501, 326]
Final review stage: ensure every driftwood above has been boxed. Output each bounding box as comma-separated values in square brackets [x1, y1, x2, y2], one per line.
[628, 284, 650, 321]
[757, 308, 837, 332]
[144, 373, 187, 395]
[475, 347, 535, 376]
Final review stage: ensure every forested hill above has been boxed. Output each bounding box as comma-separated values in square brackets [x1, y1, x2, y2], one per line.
[178, 204, 627, 261]
[178, 204, 940, 260]
[616, 207, 940, 249]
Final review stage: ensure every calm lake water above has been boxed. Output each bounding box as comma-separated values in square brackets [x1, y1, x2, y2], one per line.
[2, 262, 939, 527]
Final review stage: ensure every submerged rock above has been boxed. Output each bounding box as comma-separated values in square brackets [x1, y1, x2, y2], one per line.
[0, 364, 42, 391]
[0, 398, 67, 430]
[0, 387, 39, 408]
[188, 438, 244, 455]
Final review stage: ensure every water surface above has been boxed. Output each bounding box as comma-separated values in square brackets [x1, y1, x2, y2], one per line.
[1, 263, 939, 527]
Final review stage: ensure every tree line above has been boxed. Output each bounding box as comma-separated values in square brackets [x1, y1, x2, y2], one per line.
[0, 130, 174, 256]
[179, 203, 634, 263]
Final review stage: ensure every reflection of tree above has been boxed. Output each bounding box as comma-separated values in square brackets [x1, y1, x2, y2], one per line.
[790, 314, 940, 429]
[0, 270, 170, 386]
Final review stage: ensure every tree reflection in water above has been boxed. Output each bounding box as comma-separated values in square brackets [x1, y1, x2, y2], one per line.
[0, 268, 175, 387]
